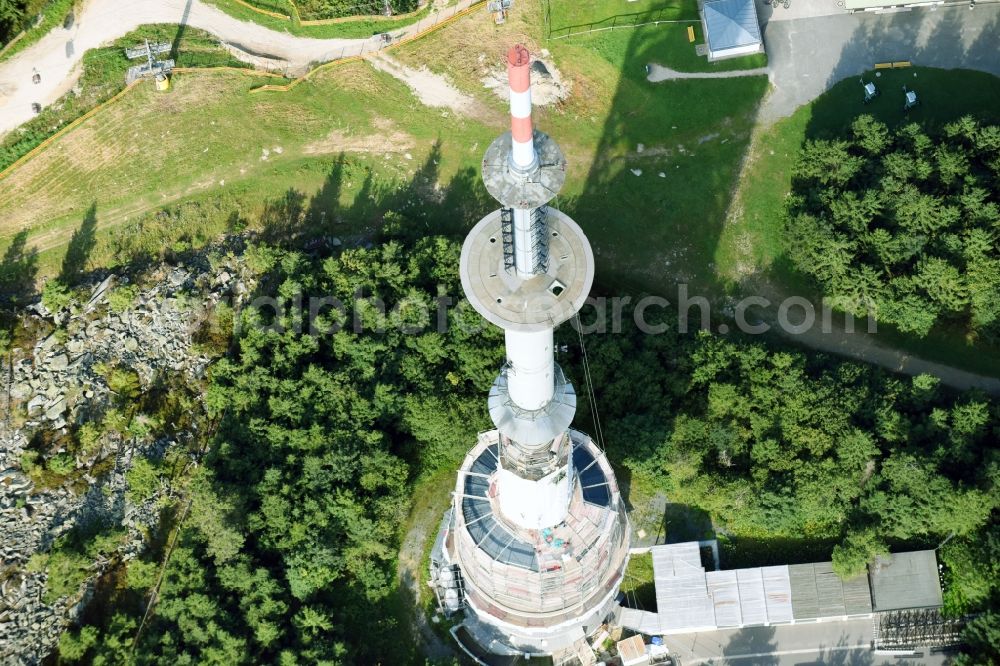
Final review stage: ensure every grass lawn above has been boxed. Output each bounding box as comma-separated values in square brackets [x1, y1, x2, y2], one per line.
[544, 0, 697, 38]
[392, 1, 769, 296]
[620, 552, 656, 610]
[0, 56, 498, 279]
[567, 21, 767, 73]
[2, 0, 768, 305]
[202, 0, 435, 39]
[718, 67, 1000, 376]
[0, 25, 260, 174]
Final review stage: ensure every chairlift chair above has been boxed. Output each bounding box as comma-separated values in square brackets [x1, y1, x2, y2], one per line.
[861, 78, 878, 104]
[487, 0, 510, 24]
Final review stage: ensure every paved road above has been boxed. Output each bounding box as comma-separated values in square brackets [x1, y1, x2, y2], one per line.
[0, 0, 477, 138]
[661, 620, 950, 665]
[759, 2, 1000, 122]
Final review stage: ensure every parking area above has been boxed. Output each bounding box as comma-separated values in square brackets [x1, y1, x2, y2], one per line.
[759, 3, 1000, 122]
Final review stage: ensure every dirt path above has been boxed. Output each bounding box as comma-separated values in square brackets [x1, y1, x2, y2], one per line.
[0, 0, 480, 138]
[369, 52, 480, 115]
[738, 281, 1000, 396]
[771, 310, 1000, 395]
[396, 475, 455, 662]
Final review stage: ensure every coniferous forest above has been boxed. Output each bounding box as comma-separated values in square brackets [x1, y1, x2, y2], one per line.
[786, 115, 1000, 340]
[51, 224, 1000, 664]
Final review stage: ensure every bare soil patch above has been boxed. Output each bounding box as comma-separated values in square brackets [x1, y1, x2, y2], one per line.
[304, 117, 415, 155]
[481, 51, 571, 106]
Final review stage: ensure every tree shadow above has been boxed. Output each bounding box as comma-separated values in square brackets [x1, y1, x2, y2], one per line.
[815, 3, 1000, 110]
[306, 153, 348, 229]
[664, 503, 714, 544]
[806, 5, 1000, 140]
[815, 634, 875, 666]
[60, 202, 98, 285]
[258, 187, 308, 247]
[0, 230, 39, 312]
[719, 534, 841, 569]
[720, 625, 779, 664]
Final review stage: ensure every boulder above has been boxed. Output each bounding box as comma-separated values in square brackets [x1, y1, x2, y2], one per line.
[44, 397, 66, 422]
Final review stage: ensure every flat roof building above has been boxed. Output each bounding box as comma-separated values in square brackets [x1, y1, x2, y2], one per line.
[621, 542, 942, 637]
[869, 550, 943, 612]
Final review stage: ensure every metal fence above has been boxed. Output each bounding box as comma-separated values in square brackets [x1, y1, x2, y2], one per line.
[249, 0, 483, 92]
[543, 0, 698, 42]
[313, 0, 482, 63]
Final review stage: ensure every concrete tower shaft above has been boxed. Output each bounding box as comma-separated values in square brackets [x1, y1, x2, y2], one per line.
[504, 328, 554, 411]
[440, 44, 630, 661]
[459, 44, 595, 532]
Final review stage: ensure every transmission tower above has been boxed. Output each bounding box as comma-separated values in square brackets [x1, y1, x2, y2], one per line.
[125, 39, 175, 87]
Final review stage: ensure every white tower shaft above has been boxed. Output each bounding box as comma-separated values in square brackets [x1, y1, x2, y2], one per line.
[504, 328, 555, 412]
[462, 44, 590, 530]
[447, 44, 629, 658]
[497, 46, 566, 527]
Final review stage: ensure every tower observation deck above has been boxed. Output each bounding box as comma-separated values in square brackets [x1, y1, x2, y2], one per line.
[431, 44, 630, 663]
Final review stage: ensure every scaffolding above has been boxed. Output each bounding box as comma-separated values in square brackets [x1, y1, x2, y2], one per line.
[451, 430, 630, 627]
[529, 206, 549, 274]
[499, 431, 570, 481]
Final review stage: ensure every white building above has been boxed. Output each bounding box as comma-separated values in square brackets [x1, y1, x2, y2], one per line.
[701, 0, 764, 62]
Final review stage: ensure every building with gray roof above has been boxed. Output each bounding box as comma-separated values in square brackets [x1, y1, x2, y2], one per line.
[700, 0, 764, 62]
[869, 550, 943, 612]
[621, 542, 941, 636]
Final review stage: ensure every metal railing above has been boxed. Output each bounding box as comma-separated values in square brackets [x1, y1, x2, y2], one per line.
[250, 0, 484, 92]
[543, 0, 699, 41]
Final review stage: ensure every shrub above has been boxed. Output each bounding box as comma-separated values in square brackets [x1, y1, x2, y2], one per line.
[125, 457, 161, 504]
[41, 279, 73, 313]
[107, 285, 139, 313]
[76, 423, 104, 458]
[106, 367, 141, 401]
[46, 452, 76, 476]
[43, 548, 91, 602]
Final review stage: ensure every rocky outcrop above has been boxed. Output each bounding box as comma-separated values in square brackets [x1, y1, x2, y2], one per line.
[0, 252, 252, 664]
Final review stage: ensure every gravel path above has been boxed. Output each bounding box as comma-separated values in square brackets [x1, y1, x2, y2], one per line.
[646, 63, 769, 82]
[396, 490, 454, 661]
[0, 0, 478, 137]
[369, 51, 479, 114]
